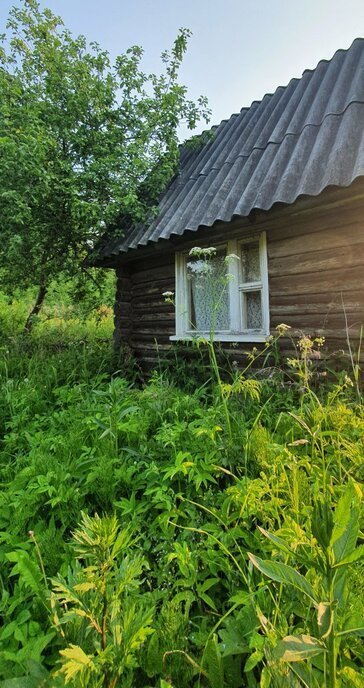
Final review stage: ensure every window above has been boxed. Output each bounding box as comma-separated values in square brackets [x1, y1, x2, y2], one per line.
[171, 232, 269, 342]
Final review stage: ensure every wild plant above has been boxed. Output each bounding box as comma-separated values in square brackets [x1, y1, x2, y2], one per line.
[144, 597, 195, 687]
[51, 512, 154, 688]
[161, 361, 364, 685]
[0, 536, 57, 679]
[286, 333, 326, 395]
[90, 377, 141, 458]
[249, 481, 364, 687]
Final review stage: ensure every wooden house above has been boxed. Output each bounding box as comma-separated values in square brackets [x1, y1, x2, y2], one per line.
[94, 39, 364, 369]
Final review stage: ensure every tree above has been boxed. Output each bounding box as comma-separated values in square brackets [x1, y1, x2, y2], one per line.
[0, 0, 210, 330]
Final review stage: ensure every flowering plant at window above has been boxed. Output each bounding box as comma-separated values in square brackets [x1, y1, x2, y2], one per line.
[172, 233, 269, 342]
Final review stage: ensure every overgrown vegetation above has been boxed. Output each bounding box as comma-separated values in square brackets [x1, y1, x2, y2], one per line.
[0, 296, 363, 687]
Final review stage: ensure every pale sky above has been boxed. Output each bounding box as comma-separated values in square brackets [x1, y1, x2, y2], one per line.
[1, 0, 364, 138]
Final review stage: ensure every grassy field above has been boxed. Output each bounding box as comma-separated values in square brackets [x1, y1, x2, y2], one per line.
[0, 296, 363, 687]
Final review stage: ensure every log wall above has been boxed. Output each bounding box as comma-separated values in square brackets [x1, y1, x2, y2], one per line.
[113, 180, 364, 369]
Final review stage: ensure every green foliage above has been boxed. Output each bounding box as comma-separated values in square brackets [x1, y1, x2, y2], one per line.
[249, 482, 364, 687]
[0, 0, 209, 318]
[52, 512, 154, 687]
[0, 296, 363, 686]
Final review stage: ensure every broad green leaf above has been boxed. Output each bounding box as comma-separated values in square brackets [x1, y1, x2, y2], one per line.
[260, 666, 271, 687]
[244, 649, 264, 673]
[199, 577, 220, 593]
[223, 655, 244, 687]
[219, 626, 249, 657]
[333, 543, 364, 568]
[317, 602, 332, 638]
[219, 607, 258, 657]
[229, 591, 254, 606]
[0, 622, 16, 641]
[248, 554, 317, 606]
[199, 592, 218, 611]
[273, 634, 325, 662]
[290, 662, 321, 688]
[197, 578, 220, 611]
[333, 567, 347, 608]
[16, 610, 31, 625]
[311, 501, 334, 549]
[330, 483, 360, 564]
[257, 526, 295, 557]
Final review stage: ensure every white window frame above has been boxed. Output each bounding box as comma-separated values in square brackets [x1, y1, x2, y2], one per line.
[170, 232, 270, 342]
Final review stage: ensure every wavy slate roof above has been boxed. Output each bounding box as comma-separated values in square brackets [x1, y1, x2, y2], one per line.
[100, 38, 364, 259]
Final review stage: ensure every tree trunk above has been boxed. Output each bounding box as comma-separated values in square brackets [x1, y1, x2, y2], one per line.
[23, 283, 48, 334]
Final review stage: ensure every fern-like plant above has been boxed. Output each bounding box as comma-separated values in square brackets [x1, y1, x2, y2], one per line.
[51, 512, 154, 688]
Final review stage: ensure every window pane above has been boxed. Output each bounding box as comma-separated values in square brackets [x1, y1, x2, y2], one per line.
[246, 290, 262, 329]
[241, 242, 260, 282]
[187, 251, 230, 331]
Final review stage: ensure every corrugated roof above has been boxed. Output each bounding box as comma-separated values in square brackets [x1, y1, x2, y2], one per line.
[99, 38, 364, 259]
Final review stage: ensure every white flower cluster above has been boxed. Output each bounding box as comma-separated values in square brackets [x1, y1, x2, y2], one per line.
[189, 246, 217, 258]
[225, 253, 240, 263]
[162, 290, 174, 304]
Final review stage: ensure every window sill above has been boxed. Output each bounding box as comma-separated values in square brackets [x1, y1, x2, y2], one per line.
[170, 333, 270, 343]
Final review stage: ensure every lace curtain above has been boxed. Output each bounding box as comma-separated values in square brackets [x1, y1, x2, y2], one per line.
[241, 242, 262, 330]
[187, 253, 230, 332]
[246, 291, 262, 329]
